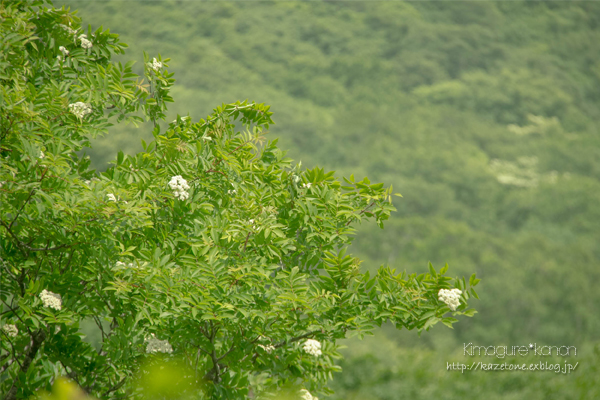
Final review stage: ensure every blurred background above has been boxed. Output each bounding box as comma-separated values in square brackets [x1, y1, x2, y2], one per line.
[59, 1, 600, 398]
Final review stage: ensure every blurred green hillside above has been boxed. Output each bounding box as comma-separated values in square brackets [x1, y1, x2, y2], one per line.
[59, 1, 600, 398]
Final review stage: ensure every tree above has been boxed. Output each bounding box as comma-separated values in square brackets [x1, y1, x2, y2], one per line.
[0, 1, 479, 399]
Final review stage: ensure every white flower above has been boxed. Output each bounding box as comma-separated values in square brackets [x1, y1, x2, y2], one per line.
[80, 38, 92, 49]
[57, 55, 62, 62]
[2, 324, 18, 338]
[300, 389, 318, 400]
[303, 339, 322, 357]
[115, 261, 135, 269]
[227, 189, 237, 195]
[150, 58, 162, 72]
[59, 24, 78, 36]
[168, 175, 190, 201]
[438, 288, 462, 311]
[258, 344, 275, 354]
[145, 334, 173, 354]
[77, 34, 92, 49]
[39, 151, 45, 159]
[302, 183, 311, 189]
[106, 193, 127, 204]
[69, 102, 92, 119]
[59, 46, 69, 56]
[40, 289, 62, 311]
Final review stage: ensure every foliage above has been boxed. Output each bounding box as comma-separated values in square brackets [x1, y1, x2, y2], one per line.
[56, 1, 600, 397]
[0, 2, 478, 399]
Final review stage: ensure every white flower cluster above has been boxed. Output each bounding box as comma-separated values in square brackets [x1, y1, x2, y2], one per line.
[150, 58, 163, 72]
[168, 175, 190, 200]
[258, 344, 275, 354]
[115, 261, 135, 268]
[39, 151, 45, 159]
[107, 193, 128, 204]
[302, 183, 312, 189]
[303, 339, 322, 357]
[57, 45, 69, 62]
[2, 324, 18, 338]
[58, 24, 91, 49]
[300, 389, 318, 400]
[145, 334, 173, 354]
[227, 189, 237, 195]
[438, 288, 462, 311]
[79, 34, 92, 49]
[248, 219, 257, 230]
[59, 24, 78, 36]
[86, 177, 99, 184]
[40, 289, 62, 311]
[69, 102, 92, 119]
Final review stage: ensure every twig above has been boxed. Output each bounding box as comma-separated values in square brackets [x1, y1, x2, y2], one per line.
[243, 231, 252, 251]
[103, 377, 127, 396]
[345, 201, 376, 226]
[205, 168, 226, 177]
[274, 329, 321, 349]
[4, 329, 47, 400]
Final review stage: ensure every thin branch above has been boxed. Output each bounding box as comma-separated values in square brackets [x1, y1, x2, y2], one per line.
[0, 305, 19, 317]
[274, 329, 321, 349]
[243, 231, 252, 251]
[4, 329, 46, 400]
[103, 377, 127, 396]
[0, 358, 15, 375]
[0, 331, 22, 371]
[194, 347, 202, 381]
[345, 201, 376, 226]
[59, 361, 82, 387]
[0, 298, 28, 333]
[93, 315, 107, 342]
[9, 188, 37, 230]
[227, 138, 254, 155]
[205, 168, 226, 177]
[25, 243, 73, 252]
[216, 343, 235, 362]
[60, 250, 75, 275]
[196, 345, 211, 356]
[0, 221, 78, 252]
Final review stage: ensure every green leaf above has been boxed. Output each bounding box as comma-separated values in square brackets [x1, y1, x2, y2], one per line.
[428, 262, 437, 277]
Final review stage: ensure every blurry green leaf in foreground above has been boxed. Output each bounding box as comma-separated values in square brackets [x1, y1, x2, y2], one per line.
[134, 358, 203, 400]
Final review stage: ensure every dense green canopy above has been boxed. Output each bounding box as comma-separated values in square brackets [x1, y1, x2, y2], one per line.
[8, 0, 600, 398]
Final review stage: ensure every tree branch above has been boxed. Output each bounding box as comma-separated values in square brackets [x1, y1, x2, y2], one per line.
[216, 343, 235, 362]
[0, 220, 78, 252]
[274, 329, 321, 349]
[345, 201, 376, 226]
[103, 377, 127, 397]
[4, 329, 46, 400]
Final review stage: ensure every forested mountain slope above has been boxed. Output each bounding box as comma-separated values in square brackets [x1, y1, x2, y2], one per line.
[60, 1, 600, 398]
